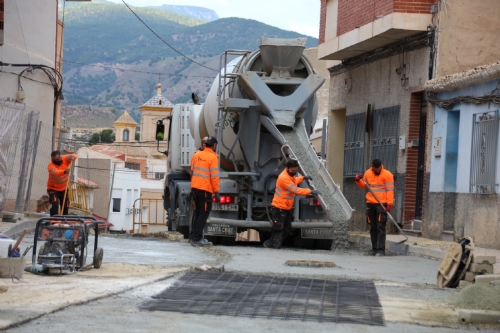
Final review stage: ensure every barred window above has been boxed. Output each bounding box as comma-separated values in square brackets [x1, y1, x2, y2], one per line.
[470, 111, 499, 194]
[343, 113, 366, 177]
[372, 106, 400, 174]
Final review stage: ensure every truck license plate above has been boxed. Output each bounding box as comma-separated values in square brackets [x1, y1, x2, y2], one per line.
[212, 204, 238, 211]
[204, 223, 237, 236]
[301, 228, 334, 239]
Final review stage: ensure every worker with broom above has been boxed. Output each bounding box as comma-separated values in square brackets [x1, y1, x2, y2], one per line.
[355, 159, 394, 256]
[47, 150, 77, 216]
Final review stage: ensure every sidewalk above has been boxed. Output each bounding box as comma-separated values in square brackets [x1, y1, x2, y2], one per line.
[349, 232, 500, 273]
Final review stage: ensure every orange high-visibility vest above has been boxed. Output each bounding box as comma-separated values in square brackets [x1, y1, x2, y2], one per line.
[355, 165, 394, 205]
[272, 169, 311, 210]
[190, 148, 220, 193]
[47, 154, 77, 191]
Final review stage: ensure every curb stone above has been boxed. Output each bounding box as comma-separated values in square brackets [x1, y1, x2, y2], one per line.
[458, 309, 500, 324]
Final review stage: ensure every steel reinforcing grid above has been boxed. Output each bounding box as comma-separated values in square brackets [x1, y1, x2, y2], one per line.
[143, 271, 385, 326]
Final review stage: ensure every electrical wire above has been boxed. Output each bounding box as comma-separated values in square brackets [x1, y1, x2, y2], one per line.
[426, 87, 500, 109]
[0, 61, 63, 100]
[121, 0, 217, 72]
[63, 60, 217, 79]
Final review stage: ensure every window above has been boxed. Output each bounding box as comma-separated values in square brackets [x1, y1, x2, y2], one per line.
[112, 198, 121, 212]
[343, 113, 366, 177]
[123, 129, 129, 141]
[470, 111, 499, 194]
[125, 162, 140, 170]
[155, 172, 165, 179]
[372, 106, 400, 174]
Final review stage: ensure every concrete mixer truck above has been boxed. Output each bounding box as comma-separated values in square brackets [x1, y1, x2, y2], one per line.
[159, 37, 353, 249]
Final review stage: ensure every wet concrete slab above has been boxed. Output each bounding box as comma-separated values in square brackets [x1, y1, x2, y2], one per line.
[218, 246, 440, 285]
[18, 234, 217, 267]
[90, 235, 216, 267]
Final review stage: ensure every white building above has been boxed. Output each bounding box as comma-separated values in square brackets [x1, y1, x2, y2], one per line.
[0, 0, 65, 212]
[108, 164, 141, 232]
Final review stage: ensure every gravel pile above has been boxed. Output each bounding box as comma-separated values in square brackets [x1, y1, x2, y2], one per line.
[281, 128, 350, 249]
[448, 282, 500, 311]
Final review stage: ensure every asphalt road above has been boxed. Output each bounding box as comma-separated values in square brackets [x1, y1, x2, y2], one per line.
[5, 236, 499, 332]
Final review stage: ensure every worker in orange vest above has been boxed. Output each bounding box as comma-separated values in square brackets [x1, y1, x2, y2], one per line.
[355, 159, 395, 256]
[190, 136, 208, 176]
[190, 136, 220, 246]
[188, 136, 208, 240]
[264, 159, 321, 249]
[47, 150, 77, 216]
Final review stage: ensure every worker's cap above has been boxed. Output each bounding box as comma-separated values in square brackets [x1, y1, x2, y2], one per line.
[205, 136, 218, 145]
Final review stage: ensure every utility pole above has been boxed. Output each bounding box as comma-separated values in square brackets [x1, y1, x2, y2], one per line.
[105, 162, 117, 233]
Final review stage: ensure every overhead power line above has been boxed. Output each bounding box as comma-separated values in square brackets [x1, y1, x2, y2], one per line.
[121, 0, 218, 72]
[62, 60, 216, 79]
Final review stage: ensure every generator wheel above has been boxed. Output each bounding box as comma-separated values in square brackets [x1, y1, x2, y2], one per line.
[94, 247, 103, 269]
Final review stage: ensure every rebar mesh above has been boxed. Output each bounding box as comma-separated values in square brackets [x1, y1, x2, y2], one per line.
[143, 271, 385, 326]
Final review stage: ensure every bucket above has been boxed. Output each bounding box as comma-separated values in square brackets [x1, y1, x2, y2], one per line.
[0, 257, 27, 278]
[0, 238, 16, 258]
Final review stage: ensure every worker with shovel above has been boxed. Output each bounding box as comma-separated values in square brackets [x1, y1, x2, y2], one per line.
[355, 159, 394, 256]
[47, 150, 77, 216]
[264, 159, 321, 249]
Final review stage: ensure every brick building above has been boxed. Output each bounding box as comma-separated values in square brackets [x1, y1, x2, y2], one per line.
[318, 0, 500, 245]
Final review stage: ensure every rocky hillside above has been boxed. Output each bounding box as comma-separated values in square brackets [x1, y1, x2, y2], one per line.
[61, 2, 318, 127]
[149, 5, 219, 21]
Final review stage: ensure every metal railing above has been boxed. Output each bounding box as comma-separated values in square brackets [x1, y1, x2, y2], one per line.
[67, 181, 90, 215]
[132, 198, 167, 233]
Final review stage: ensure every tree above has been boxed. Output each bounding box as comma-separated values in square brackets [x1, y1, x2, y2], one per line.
[88, 129, 115, 145]
[135, 132, 140, 141]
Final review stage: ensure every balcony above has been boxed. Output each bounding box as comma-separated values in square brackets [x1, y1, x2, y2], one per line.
[319, 0, 433, 61]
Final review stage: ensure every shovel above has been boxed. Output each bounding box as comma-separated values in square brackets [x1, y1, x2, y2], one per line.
[361, 179, 408, 244]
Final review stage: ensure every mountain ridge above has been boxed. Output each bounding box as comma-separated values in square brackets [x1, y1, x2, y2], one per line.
[148, 4, 219, 21]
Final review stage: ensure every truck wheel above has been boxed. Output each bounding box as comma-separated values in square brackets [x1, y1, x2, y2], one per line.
[94, 247, 103, 269]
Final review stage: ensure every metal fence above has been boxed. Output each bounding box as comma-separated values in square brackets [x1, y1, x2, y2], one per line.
[343, 113, 366, 177]
[132, 198, 167, 233]
[470, 110, 499, 194]
[372, 106, 400, 174]
[0, 99, 54, 212]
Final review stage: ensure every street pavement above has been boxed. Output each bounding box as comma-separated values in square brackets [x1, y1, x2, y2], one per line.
[1, 227, 499, 331]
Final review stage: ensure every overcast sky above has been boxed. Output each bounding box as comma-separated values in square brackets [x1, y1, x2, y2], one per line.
[109, 0, 321, 38]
